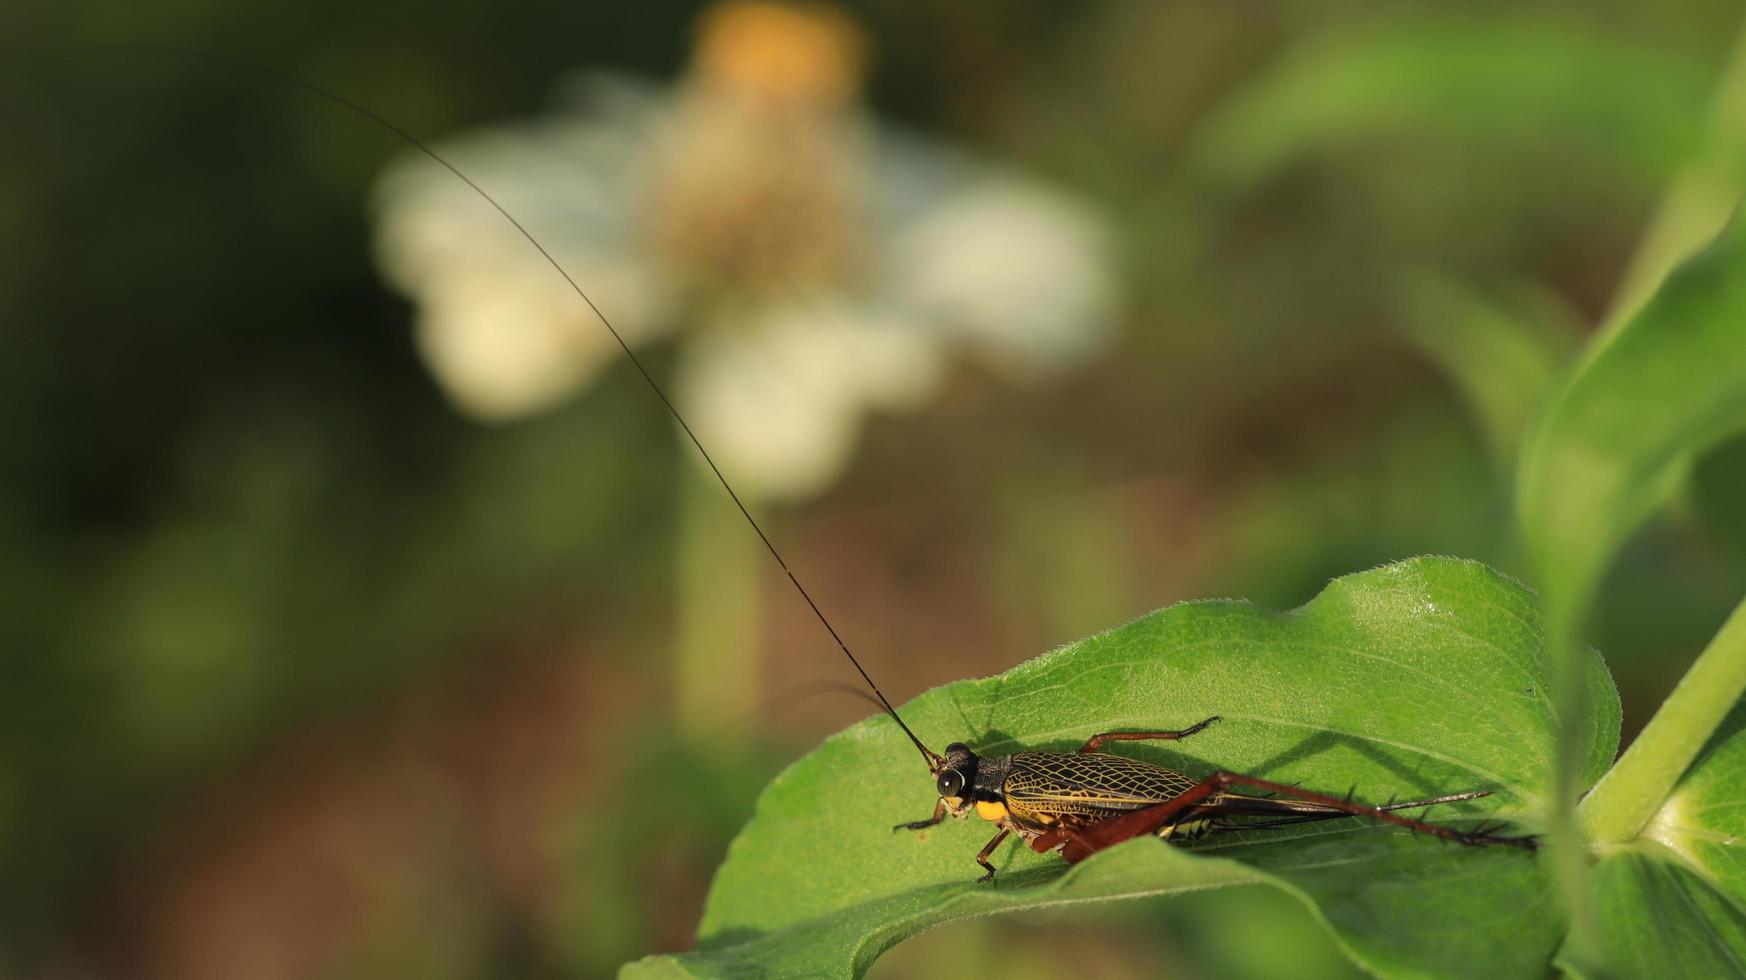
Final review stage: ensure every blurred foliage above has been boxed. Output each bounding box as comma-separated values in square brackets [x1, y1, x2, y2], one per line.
[4, 1, 1746, 977]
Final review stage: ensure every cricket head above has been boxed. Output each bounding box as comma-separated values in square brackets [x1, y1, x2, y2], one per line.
[933, 741, 979, 817]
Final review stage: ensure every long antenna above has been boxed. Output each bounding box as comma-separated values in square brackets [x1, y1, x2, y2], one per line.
[112, 45, 944, 769]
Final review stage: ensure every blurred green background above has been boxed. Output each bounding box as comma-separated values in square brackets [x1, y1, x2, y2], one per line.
[4, 1, 1745, 977]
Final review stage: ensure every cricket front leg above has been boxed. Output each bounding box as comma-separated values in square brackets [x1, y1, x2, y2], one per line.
[1079, 715, 1221, 753]
[894, 799, 946, 832]
[975, 829, 1012, 882]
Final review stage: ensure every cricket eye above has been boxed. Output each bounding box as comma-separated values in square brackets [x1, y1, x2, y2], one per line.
[937, 771, 964, 798]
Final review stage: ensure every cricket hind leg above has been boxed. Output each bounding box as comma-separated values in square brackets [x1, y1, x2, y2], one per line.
[1208, 788, 1495, 831]
[1054, 772, 1534, 864]
[1190, 774, 1534, 849]
[1078, 715, 1221, 753]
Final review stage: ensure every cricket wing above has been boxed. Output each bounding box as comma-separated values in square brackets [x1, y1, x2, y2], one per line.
[1003, 751, 1200, 822]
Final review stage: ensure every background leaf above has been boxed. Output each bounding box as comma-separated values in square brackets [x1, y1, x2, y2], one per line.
[1520, 216, 1746, 623]
[1189, 15, 1710, 190]
[1391, 274, 1578, 468]
[1692, 432, 1746, 578]
[627, 557, 1619, 978]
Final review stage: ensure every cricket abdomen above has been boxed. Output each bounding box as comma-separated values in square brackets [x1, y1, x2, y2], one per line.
[1156, 817, 1213, 840]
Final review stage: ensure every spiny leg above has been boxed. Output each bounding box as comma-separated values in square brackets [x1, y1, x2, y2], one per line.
[975, 829, 1012, 882]
[894, 799, 946, 833]
[1209, 789, 1494, 829]
[1058, 772, 1532, 863]
[1200, 773, 1532, 848]
[1079, 715, 1221, 753]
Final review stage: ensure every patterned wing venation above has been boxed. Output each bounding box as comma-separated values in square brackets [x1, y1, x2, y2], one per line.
[1003, 752, 1201, 819]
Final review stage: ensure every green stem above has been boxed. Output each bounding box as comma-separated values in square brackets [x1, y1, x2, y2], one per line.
[674, 462, 765, 741]
[1579, 591, 1746, 843]
[1542, 588, 1601, 970]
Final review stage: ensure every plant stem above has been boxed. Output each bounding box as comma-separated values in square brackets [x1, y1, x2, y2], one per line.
[1580, 590, 1746, 843]
[674, 462, 764, 740]
[1542, 588, 1602, 971]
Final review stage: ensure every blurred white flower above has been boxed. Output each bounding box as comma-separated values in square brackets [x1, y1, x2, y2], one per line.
[374, 0, 1118, 503]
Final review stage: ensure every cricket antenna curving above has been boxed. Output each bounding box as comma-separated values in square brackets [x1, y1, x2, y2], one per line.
[117, 45, 945, 770]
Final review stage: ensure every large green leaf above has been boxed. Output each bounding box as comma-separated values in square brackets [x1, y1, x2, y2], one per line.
[1577, 704, 1746, 975]
[623, 558, 1620, 978]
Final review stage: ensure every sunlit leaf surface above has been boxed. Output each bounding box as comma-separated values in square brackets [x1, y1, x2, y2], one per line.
[624, 558, 1620, 978]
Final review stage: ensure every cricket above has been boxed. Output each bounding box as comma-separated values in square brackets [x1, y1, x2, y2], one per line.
[95, 43, 1536, 885]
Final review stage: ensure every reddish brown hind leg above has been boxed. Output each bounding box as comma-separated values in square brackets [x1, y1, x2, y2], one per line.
[975, 829, 1011, 882]
[1079, 715, 1221, 753]
[1054, 771, 1535, 863]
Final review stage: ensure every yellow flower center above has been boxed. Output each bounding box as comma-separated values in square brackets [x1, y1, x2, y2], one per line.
[691, 0, 868, 107]
[643, 1, 873, 298]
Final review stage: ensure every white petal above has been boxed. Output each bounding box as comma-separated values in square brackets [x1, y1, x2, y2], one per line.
[884, 174, 1118, 377]
[414, 260, 667, 420]
[675, 301, 944, 503]
[372, 79, 675, 420]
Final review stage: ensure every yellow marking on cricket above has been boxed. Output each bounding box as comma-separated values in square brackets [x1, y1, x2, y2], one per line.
[1159, 818, 1211, 840]
[975, 800, 1010, 822]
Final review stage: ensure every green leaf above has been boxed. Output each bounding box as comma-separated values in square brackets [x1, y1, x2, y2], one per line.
[1575, 704, 1746, 974]
[1515, 214, 1746, 874]
[623, 558, 1620, 978]
[1646, 702, 1746, 892]
[1692, 432, 1746, 575]
[1585, 850, 1746, 976]
[1608, 26, 1746, 326]
[1191, 16, 1710, 188]
[1520, 216, 1746, 623]
[1392, 275, 1578, 466]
